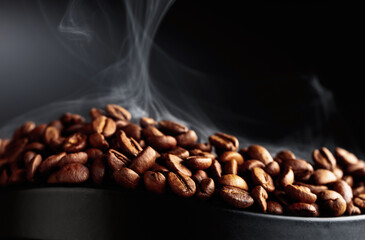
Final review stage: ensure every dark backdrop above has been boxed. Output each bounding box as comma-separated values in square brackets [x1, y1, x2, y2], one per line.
[0, 0, 364, 156]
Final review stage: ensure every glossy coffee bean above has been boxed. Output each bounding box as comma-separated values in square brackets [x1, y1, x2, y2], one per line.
[89, 108, 104, 120]
[353, 193, 365, 211]
[312, 147, 336, 170]
[196, 178, 215, 200]
[105, 104, 131, 121]
[107, 149, 131, 171]
[224, 159, 238, 175]
[282, 158, 314, 181]
[48, 163, 89, 184]
[220, 186, 254, 209]
[295, 182, 328, 195]
[113, 167, 140, 189]
[185, 156, 212, 170]
[219, 174, 248, 190]
[248, 145, 273, 165]
[8, 169, 27, 185]
[63, 132, 87, 153]
[166, 147, 190, 159]
[251, 167, 275, 192]
[252, 185, 268, 212]
[38, 152, 67, 174]
[60, 113, 85, 126]
[275, 150, 295, 163]
[143, 171, 166, 194]
[209, 132, 239, 152]
[122, 123, 141, 141]
[85, 148, 103, 161]
[189, 149, 216, 160]
[28, 124, 47, 142]
[318, 190, 347, 216]
[92, 116, 116, 138]
[332, 180, 353, 204]
[58, 152, 88, 167]
[129, 146, 159, 175]
[192, 170, 209, 183]
[335, 147, 359, 166]
[167, 171, 196, 198]
[158, 120, 188, 136]
[311, 169, 337, 185]
[176, 130, 198, 147]
[346, 201, 361, 215]
[13, 121, 36, 140]
[117, 130, 143, 158]
[209, 159, 222, 180]
[287, 203, 319, 217]
[164, 154, 192, 177]
[91, 156, 106, 185]
[279, 167, 294, 187]
[220, 151, 244, 165]
[89, 132, 109, 150]
[139, 117, 156, 128]
[192, 142, 212, 152]
[26, 154, 42, 182]
[265, 161, 280, 177]
[284, 184, 317, 204]
[267, 201, 283, 215]
[146, 135, 177, 152]
[240, 160, 265, 173]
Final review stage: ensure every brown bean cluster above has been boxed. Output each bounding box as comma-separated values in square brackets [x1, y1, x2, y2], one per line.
[1, 104, 365, 217]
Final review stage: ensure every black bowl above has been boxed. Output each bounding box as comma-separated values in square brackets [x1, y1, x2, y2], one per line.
[1, 187, 364, 240]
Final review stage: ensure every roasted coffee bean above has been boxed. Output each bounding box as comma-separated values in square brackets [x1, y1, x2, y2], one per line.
[117, 130, 143, 157]
[176, 130, 198, 147]
[279, 167, 294, 187]
[5, 138, 28, 169]
[284, 185, 317, 204]
[346, 201, 361, 215]
[240, 160, 265, 173]
[115, 120, 129, 129]
[311, 169, 337, 185]
[48, 120, 64, 132]
[282, 158, 314, 181]
[13, 121, 35, 140]
[220, 151, 244, 165]
[318, 190, 347, 216]
[185, 156, 212, 170]
[89, 132, 109, 150]
[60, 113, 85, 126]
[164, 154, 192, 177]
[123, 123, 141, 141]
[113, 167, 140, 189]
[247, 145, 273, 165]
[353, 183, 365, 197]
[267, 201, 283, 215]
[332, 166, 343, 179]
[335, 147, 359, 166]
[209, 159, 222, 180]
[142, 126, 164, 138]
[345, 161, 365, 174]
[196, 178, 215, 200]
[210, 133, 239, 153]
[166, 147, 190, 159]
[143, 171, 166, 194]
[353, 194, 365, 211]
[295, 182, 328, 195]
[130, 146, 159, 175]
[38, 152, 67, 174]
[59, 152, 88, 167]
[0, 139, 9, 156]
[146, 135, 177, 151]
[265, 161, 280, 177]
[219, 174, 248, 190]
[149, 163, 169, 174]
[47, 163, 89, 184]
[192, 170, 209, 183]
[89, 108, 105, 119]
[0, 169, 8, 187]
[28, 124, 47, 142]
[64, 124, 86, 135]
[343, 175, 354, 187]
[8, 169, 27, 185]
[85, 148, 103, 161]
[23, 151, 37, 167]
[140, 117, 156, 128]
[287, 203, 319, 217]
[312, 147, 336, 170]
[275, 150, 296, 163]
[224, 159, 238, 175]
[252, 185, 268, 212]
[158, 120, 188, 136]
[91, 156, 106, 185]
[92, 116, 116, 138]
[192, 142, 212, 152]
[189, 149, 216, 160]
[26, 154, 42, 182]
[105, 104, 131, 121]
[273, 190, 291, 206]
[332, 180, 353, 204]
[251, 167, 275, 192]
[107, 149, 131, 171]
[43, 126, 62, 148]
[168, 171, 196, 198]
[63, 132, 87, 153]
[238, 147, 250, 160]
[25, 142, 45, 152]
[220, 186, 254, 209]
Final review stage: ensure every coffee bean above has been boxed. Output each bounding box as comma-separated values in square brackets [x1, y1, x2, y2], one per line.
[92, 116, 116, 138]
[284, 185, 317, 204]
[28, 124, 47, 142]
[251, 167, 275, 192]
[60, 113, 85, 126]
[192, 142, 212, 152]
[63, 132, 87, 153]
[107, 149, 131, 171]
[140, 117, 156, 128]
[267, 201, 283, 215]
[311, 169, 337, 185]
[85, 148, 103, 161]
[345, 161, 365, 174]
[143, 171, 166, 194]
[8, 169, 27, 185]
[209, 159, 222, 180]
[0, 169, 8, 187]
[176, 130, 198, 147]
[58, 152, 88, 167]
[38, 152, 67, 174]
[158, 120, 188, 136]
[353, 193, 365, 211]
[43, 126, 62, 147]
[295, 182, 328, 195]
[185, 156, 212, 170]
[26, 154, 42, 182]
[335, 147, 359, 166]
[48, 120, 64, 132]
[282, 158, 314, 181]
[89, 108, 105, 120]
[209, 132, 239, 152]
[117, 130, 143, 158]
[13, 121, 35, 140]
[89, 132, 109, 150]
[123, 123, 141, 141]
[346, 201, 361, 215]
[146, 135, 177, 151]
[164, 154, 192, 177]
[189, 149, 216, 160]
[25, 142, 45, 152]
[91, 155, 106, 185]
[113, 167, 140, 189]
[332, 180, 353, 204]
[219, 174, 248, 190]
[353, 183, 365, 197]
[168, 171, 196, 198]
[265, 161, 280, 177]
[192, 170, 209, 183]
[196, 178, 215, 200]
[48, 163, 89, 184]
[166, 147, 190, 159]
[252, 185, 268, 212]
[130, 146, 159, 175]
[312, 147, 336, 170]
[224, 159, 238, 175]
[247, 145, 273, 165]
[342, 175, 354, 187]
[240, 160, 265, 173]
[142, 126, 164, 138]
[0, 139, 9, 156]
[279, 167, 294, 187]
[105, 104, 131, 121]
[115, 120, 129, 129]
[220, 151, 244, 165]
[275, 150, 296, 164]
[273, 190, 291, 206]
[23, 151, 36, 167]
[318, 190, 347, 216]
[220, 186, 254, 209]
[149, 163, 169, 174]
[287, 203, 319, 217]
[332, 166, 343, 179]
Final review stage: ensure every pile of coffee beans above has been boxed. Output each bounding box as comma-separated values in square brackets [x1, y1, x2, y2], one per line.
[1, 104, 365, 217]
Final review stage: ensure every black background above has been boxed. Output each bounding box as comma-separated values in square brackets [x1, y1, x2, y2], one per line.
[0, 0, 364, 156]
